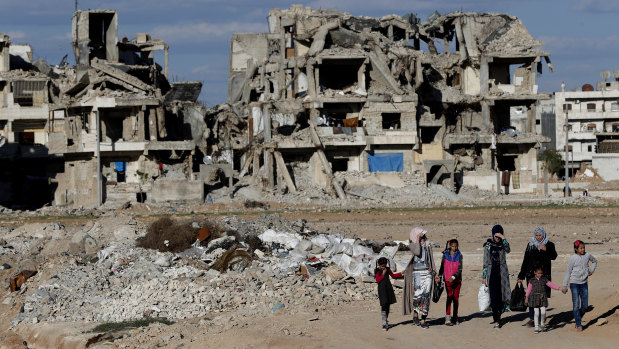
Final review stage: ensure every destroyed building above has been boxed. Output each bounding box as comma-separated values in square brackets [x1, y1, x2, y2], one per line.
[0, 32, 63, 207]
[1, 6, 556, 209]
[0, 11, 207, 208]
[225, 6, 552, 195]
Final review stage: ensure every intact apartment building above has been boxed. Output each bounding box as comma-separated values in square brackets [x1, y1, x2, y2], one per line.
[226, 6, 552, 194]
[555, 79, 619, 180]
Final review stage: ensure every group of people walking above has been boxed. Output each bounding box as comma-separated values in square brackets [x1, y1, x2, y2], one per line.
[374, 225, 598, 333]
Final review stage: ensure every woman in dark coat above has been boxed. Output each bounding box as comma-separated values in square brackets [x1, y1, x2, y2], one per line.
[482, 224, 511, 328]
[517, 226, 557, 327]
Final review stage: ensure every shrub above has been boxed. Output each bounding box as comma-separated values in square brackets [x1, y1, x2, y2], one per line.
[137, 217, 231, 253]
[91, 316, 174, 333]
[137, 217, 197, 253]
[540, 149, 564, 175]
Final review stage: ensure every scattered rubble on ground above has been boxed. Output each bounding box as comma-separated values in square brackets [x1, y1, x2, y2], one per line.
[3, 214, 406, 329]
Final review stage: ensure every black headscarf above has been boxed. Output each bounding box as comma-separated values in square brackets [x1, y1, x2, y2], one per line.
[485, 224, 505, 250]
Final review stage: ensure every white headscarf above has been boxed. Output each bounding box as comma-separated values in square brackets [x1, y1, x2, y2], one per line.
[410, 227, 428, 246]
[529, 226, 549, 250]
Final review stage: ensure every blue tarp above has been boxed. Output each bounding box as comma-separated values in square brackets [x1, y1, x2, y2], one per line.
[367, 153, 403, 172]
[115, 161, 126, 172]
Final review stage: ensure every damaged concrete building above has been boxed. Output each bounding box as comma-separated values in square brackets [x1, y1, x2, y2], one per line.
[0, 32, 64, 207]
[1, 6, 555, 209]
[225, 6, 552, 195]
[1, 10, 207, 208]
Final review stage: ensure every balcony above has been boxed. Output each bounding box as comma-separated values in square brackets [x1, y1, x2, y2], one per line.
[568, 131, 597, 141]
[563, 110, 619, 120]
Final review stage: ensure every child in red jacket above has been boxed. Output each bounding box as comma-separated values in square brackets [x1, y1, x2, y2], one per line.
[375, 257, 402, 330]
[438, 239, 463, 325]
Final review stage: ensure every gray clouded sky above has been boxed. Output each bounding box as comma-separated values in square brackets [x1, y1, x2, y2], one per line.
[1, 0, 618, 105]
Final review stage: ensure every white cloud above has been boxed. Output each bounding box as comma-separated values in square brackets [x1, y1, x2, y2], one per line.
[306, 0, 503, 16]
[540, 35, 619, 55]
[52, 32, 72, 41]
[6, 31, 27, 40]
[151, 21, 267, 44]
[191, 63, 226, 74]
[572, 0, 619, 13]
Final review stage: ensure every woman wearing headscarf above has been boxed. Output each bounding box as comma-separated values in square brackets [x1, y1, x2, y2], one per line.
[402, 227, 436, 329]
[517, 226, 557, 327]
[482, 224, 511, 328]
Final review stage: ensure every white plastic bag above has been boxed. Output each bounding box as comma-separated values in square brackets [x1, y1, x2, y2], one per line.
[258, 229, 300, 249]
[324, 242, 353, 257]
[352, 244, 374, 258]
[367, 256, 397, 276]
[478, 284, 490, 311]
[332, 254, 368, 276]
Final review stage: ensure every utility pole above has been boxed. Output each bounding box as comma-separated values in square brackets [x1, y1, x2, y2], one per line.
[562, 82, 570, 197]
[96, 109, 102, 207]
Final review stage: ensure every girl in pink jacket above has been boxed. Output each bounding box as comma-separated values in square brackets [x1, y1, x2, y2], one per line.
[438, 239, 463, 325]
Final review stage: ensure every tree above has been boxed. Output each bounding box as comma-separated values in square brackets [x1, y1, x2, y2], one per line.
[539, 149, 563, 175]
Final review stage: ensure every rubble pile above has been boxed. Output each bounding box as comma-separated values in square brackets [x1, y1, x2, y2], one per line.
[8, 214, 399, 327]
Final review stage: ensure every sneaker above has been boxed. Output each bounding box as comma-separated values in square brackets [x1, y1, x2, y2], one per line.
[540, 326, 546, 332]
[494, 322, 502, 329]
[413, 318, 420, 326]
[576, 326, 583, 332]
[445, 315, 452, 326]
[420, 322, 429, 329]
[534, 328, 540, 334]
[452, 316, 459, 324]
[382, 324, 388, 331]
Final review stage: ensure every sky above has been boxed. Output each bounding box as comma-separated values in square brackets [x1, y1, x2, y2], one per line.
[1, 0, 618, 106]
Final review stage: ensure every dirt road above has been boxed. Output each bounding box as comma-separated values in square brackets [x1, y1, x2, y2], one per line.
[4, 205, 617, 348]
[121, 206, 619, 348]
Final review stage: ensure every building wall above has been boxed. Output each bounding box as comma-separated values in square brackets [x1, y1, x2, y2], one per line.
[362, 101, 416, 134]
[555, 88, 619, 166]
[54, 159, 100, 207]
[592, 154, 619, 180]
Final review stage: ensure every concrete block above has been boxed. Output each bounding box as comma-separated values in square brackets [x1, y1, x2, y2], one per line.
[151, 179, 204, 202]
[136, 33, 150, 44]
[68, 232, 99, 256]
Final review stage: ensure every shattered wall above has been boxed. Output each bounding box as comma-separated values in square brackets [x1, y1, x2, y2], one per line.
[0, 10, 208, 209]
[220, 6, 552, 194]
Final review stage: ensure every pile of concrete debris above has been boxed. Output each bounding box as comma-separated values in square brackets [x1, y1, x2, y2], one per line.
[5, 214, 409, 327]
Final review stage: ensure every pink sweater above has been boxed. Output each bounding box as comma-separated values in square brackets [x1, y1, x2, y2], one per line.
[525, 277, 560, 297]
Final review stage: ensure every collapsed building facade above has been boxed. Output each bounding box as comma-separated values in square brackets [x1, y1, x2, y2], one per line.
[225, 6, 552, 196]
[1, 10, 207, 208]
[1, 6, 555, 208]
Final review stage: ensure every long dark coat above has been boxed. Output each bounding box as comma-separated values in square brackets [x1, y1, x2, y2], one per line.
[483, 241, 511, 306]
[517, 241, 557, 297]
[376, 268, 398, 306]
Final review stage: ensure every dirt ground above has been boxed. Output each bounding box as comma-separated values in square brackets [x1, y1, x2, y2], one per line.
[2, 205, 618, 348]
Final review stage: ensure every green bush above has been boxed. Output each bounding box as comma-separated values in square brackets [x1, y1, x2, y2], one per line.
[91, 316, 174, 333]
[136, 217, 197, 252]
[136, 217, 229, 253]
[539, 149, 564, 175]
